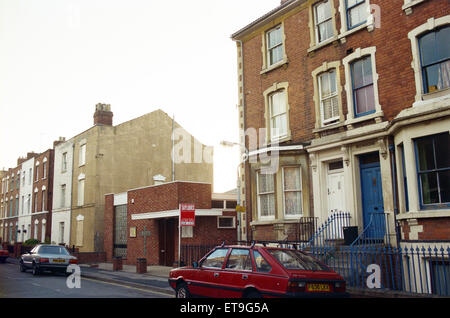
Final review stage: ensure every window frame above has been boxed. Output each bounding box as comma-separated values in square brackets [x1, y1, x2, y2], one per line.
[217, 216, 236, 229]
[314, 0, 334, 44]
[345, 0, 368, 30]
[282, 166, 303, 218]
[263, 82, 291, 144]
[350, 55, 376, 118]
[418, 26, 450, 94]
[408, 16, 450, 104]
[318, 69, 340, 125]
[414, 133, 450, 209]
[343, 46, 383, 125]
[266, 25, 283, 67]
[256, 171, 276, 221]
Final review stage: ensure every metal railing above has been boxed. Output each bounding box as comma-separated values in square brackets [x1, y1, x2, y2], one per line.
[350, 212, 390, 247]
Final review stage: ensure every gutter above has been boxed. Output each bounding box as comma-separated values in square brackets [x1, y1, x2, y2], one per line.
[231, 0, 301, 40]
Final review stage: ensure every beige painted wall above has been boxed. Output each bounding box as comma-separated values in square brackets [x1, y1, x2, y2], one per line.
[69, 109, 213, 252]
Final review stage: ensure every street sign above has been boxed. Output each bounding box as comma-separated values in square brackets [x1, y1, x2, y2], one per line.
[180, 203, 195, 226]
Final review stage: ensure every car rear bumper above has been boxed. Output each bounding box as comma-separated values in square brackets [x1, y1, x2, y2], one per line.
[285, 291, 350, 298]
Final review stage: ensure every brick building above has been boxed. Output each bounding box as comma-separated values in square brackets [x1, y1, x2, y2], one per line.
[104, 181, 237, 266]
[30, 149, 54, 243]
[231, 0, 449, 244]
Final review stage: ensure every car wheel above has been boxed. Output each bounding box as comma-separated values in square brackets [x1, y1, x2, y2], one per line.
[19, 261, 26, 272]
[175, 282, 191, 298]
[32, 264, 40, 276]
[245, 290, 261, 298]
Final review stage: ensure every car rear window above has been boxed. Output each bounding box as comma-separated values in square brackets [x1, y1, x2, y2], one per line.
[38, 246, 70, 255]
[268, 249, 329, 271]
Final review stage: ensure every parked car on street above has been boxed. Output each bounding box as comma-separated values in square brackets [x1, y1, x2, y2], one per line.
[0, 246, 8, 263]
[169, 243, 349, 298]
[19, 244, 78, 276]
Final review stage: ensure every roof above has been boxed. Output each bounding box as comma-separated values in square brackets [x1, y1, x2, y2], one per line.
[231, 0, 301, 40]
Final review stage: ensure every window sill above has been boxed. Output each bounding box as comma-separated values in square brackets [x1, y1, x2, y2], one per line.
[260, 58, 289, 75]
[313, 121, 345, 134]
[402, 0, 427, 15]
[345, 110, 384, 127]
[307, 36, 339, 53]
[396, 209, 450, 220]
[338, 22, 371, 43]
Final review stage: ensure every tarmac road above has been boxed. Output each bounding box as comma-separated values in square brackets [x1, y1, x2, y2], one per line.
[0, 260, 172, 298]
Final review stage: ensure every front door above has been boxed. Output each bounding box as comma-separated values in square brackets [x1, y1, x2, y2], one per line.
[327, 161, 345, 239]
[359, 153, 385, 239]
[159, 218, 176, 266]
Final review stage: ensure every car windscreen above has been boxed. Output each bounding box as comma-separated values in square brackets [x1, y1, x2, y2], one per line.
[38, 246, 70, 256]
[268, 249, 329, 271]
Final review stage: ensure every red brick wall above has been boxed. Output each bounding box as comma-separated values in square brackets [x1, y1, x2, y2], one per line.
[401, 218, 450, 241]
[240, 0, 449, 241]
[104, 182, 237, 265]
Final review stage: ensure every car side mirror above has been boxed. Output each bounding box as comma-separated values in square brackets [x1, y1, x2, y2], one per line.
[192, 261, 199, 268]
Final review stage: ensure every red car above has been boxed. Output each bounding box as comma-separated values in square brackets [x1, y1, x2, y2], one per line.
[0, 246, 9, 263]
[169, 243, 349, 298]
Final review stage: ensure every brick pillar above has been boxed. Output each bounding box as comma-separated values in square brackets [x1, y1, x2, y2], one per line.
[136, 258, 147, 274]
[113, 256, 123, 271]
[14, 243, 22, 258]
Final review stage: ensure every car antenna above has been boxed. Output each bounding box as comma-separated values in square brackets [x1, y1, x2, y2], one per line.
[220, 241, 225, 247]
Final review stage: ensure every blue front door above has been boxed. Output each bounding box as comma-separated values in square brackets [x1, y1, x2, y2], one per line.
[360, 155, 385, 239]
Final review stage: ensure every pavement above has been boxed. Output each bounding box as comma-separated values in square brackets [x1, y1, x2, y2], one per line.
[6, 257, 175, 297]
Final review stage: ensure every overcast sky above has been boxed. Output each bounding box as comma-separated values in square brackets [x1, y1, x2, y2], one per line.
[0, 0, 279, 192]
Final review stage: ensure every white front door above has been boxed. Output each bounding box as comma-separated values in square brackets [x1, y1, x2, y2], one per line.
[327, 161, 345, 238]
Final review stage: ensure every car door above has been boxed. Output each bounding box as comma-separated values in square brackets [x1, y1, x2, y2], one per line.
[217, 248, 253, 298]
[191, 248, 229, 298]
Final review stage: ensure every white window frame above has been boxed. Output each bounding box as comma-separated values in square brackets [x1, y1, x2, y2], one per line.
[41, 219, 46, 243]
[77, 174, 85, 206]
[256, 171, 275, 221]
[282, 166, 303, 218]
[79, 143, 86, 167]
[61, 184, 66, 208]
[217, 216, 236, 229]
[314, 0, 334, 44]
[62, 152, 68, 172]
[263, 82, 291, 145]
[266, 25, 283, 67]
[318, 69, 340, 125]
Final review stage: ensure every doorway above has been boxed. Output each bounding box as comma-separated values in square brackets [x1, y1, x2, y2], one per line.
[158, 218, 176, 266]
[359, 152, 385, 239]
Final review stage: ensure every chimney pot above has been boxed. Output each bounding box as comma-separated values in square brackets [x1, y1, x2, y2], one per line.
[94, 103, 113, 126]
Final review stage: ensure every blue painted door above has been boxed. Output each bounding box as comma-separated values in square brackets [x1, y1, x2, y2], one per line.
[360, 161, 385, 239]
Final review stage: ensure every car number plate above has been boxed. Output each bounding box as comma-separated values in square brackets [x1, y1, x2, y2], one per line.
[307, 283, 330, 292]
[52, 259, 65, 263]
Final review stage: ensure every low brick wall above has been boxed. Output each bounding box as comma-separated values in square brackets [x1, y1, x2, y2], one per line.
[72, 252, 106, 264]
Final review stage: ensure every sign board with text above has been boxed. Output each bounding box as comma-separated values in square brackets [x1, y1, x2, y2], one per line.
[180, 203, 195, 226]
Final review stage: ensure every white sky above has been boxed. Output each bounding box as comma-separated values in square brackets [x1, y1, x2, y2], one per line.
[0, 0, 279, 193]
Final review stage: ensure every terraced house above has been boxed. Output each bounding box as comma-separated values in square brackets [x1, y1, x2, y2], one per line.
[231, 0, 449, 265]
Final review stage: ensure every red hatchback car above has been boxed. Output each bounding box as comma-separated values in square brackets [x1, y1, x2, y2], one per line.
[169, 243, 349, 298]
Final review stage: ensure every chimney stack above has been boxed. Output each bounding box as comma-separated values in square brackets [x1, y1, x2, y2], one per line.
[53, 137, 66, 148]
[94, 103, 113, 126]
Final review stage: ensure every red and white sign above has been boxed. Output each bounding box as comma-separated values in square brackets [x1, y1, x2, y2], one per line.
[180, 203, 195, 226]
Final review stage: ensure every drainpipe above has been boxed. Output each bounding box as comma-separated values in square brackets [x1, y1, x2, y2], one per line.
[389, 136, 400, 247]
[236, 39, 252, 243]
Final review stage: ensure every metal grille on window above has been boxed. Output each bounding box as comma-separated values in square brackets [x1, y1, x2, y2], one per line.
[114, 204, 127, 258]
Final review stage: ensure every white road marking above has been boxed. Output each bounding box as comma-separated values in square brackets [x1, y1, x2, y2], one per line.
[81, 277, 173, 297]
